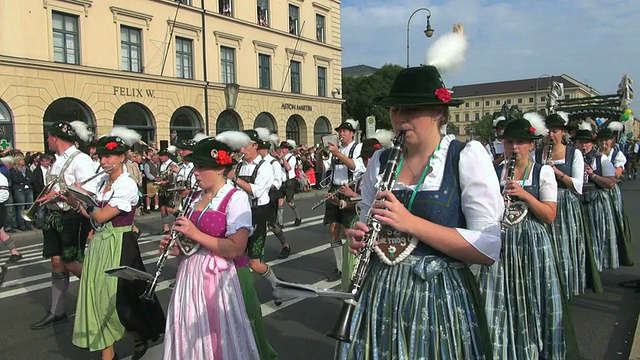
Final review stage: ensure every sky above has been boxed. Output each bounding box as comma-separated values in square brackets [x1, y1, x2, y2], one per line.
[340, 0, 640, 111]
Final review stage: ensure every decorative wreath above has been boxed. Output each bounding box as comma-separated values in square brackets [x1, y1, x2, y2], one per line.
[210, 149, 233, 165]
[373, 143, 381, 149]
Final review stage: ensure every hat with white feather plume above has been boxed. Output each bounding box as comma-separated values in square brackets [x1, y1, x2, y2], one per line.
[254, 127, 273, 150]
[572, 121, 597, 142]
[193, 132, 209, 143]
[597, 121, 624, 140]
[48, 121, 92, 144]
[215, 131, 251, 151]
[545, 111, 570, 129]
[335, 119, 359, 132]
[372, 23, 467, 107]
[95, 126, 141, 155]
[278, 139, 296, 150]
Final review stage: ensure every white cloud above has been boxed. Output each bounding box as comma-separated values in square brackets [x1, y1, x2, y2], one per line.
[341, 0, 640, 107]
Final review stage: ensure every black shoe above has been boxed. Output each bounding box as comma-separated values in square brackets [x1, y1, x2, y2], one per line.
[293, 218, 302, 227]
[6, 253, 22, 264]
[278, 246, 291, 259]
[132, 339, 148, 360]
[0, 265, 7, 286]
[30, 312, 68, 330]
[326, 269, 342, 282]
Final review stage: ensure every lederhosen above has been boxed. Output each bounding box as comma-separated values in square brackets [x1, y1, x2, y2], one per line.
[267, 158, 282, 226]
[158, 161, 174, 207]
[238, 159, 269, 260]
[323, 144, 357, 226]
[42, 151, 92, 263]
[282, 154, 297, 203]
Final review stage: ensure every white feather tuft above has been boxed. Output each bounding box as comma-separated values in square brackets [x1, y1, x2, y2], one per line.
[268, 133, 280, 145]
[578, 121, 593, 131]
[345, 119, 359, 130]
[193, 132, 209, 143]
[215, 131, 251, 151]
[286, 139, 297, 148]
[425, 23, 468, 73]
[556, 111, 570, 125]
[107, 126, 141, 147]
[372, 129, 395, 148]
[254, 127, 272, 142]
[167, 145, 178, 154]
[493, 116, 505, 127]
[608, 121, 624, 132]
[524, 112, 548, 136]
[70, 121, 92, 142]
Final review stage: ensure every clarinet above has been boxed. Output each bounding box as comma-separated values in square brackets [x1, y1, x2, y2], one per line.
[327, 131, 406, 343]
[140, 188, 199, 301]
[501, 153, 517, 232]
[581, 149, 595, 204]
[545, 140, 554, 164]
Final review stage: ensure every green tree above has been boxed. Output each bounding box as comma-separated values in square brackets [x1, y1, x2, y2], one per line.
[341, 64, 404, 131]
[470, 113, 495, 143]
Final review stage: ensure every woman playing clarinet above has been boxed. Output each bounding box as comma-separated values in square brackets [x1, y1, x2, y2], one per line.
[160, 137, 260, 359]
[341, 64, 503, 358]
[70, 127, 165, 360]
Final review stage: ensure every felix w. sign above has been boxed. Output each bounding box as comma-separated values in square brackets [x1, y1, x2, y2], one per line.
[112, 86, 155, 98]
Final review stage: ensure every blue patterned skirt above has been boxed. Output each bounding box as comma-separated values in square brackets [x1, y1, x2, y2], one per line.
[548, 189, 586, 299]
[608, 184, 634, 266]
[583, 189, 618, 270]
[336, 255, 491, 360]
[477, 217, 570, 360]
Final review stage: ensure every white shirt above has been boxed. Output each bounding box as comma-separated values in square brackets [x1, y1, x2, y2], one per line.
[606, 148, 627, 168]
[589, 154, 616, 177]
[0, 172, 9, 203]
[189, 183, 254, 237]
[331, 141, 365, 185]
[95, 173, 139, 212]
[492, 140, 504, 156]
[498, 164, 558, 203]
[549, 148, 584, 195]
[359, 135, 504, 262]
[237, 155, 273, 206]
[50, 146, 102, 210]
[177, 162, 196, 188]
[263, 154, 283, 190]
[160, 159, 174, 173]
[281, 153, 297, 181]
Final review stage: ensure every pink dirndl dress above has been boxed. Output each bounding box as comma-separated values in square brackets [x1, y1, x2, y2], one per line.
[163, 189, 259, 360]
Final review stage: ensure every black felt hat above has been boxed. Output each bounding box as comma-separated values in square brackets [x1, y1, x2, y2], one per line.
[360, 138, 382, 159]
[545, 113, 569, 129]
[176, 139, 197, 150]
[372, 66, 464, 107]
[573, 129, 597, 142]
[48, 121, 78, 143]
[335, 119, 359, 132]
[183, 137, 237, 168]
[243, 129, 269, 149]
[596, 128, 614, 140]
[498, 119, 542, 140]
[94, 136, 130, 156]
[278, 140, 294, 150]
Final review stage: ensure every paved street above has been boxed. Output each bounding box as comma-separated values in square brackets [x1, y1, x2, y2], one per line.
[0, 185, 639, 359]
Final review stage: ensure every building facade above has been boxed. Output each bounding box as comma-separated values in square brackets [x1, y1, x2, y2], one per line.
[448, 75, 598, 139]
[0, 0, 343, 151]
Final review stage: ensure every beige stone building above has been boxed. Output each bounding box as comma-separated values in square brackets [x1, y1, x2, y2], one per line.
[448, 75, 598, 139]
[0, 0, 344, 152]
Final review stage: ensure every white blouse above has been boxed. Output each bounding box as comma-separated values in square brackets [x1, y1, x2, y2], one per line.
[606, 148, 627, 168]
[96, 173, 139, 212]
[549, 148, 584, 195]
[359, 135, 504, 262]
[589, 154, 616, 177]
[192, 183, 254, 237]
[498, 164, 558, 203]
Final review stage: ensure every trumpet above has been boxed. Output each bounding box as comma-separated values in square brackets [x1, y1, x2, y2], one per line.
[311, 173, 364, 210]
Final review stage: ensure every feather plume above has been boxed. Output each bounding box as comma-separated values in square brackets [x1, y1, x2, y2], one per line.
[425, 23, 468, 73]
[608, 121, 624, 132]
[193, 132, 209, 143]
[167, 145, 177, 154]
[493, 115, 506, 127]
[556, 111, 570, 125]
[372, 129, 395, 148]
[578, 121, 593, 131]
[254, 127, 272, 142]
[523, 112, 548, 136]
[215, 131, 251, 151]
[345, 119, 359, 130]
[70, 121, 92, 142]
[107, 126, 141, 147]
[285, 139, 297, 148]
[268, 133, 280, 146]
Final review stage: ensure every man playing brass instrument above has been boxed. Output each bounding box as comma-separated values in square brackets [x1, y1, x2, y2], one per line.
[30, 121, 101, 330]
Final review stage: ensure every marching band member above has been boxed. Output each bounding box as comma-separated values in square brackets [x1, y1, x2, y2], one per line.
[255, 128, 291, 259]
[157, 149, 175, 234]
[160, 136, 260, 360]
[491, 113, 508, 166]
[574, 123, 618, 270]
[343, 64, 503, 357]
[69, 127, 165, 360]
[277, 139, 302, 227]
[597, 122, 633, 266]
[324, 119, 365, 282]
[477, 115, 578, 359]
[535, 112, 587, 299]
[30, 121, 98, 330]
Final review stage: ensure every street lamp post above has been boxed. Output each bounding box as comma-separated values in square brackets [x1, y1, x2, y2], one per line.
[406, 8, 434, 68]
[534, 74, 551, 111]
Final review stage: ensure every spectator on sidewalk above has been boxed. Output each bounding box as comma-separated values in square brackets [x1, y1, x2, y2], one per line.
[9, 155, 34, 231]
[0, 156, 17, 233]
[0, 170, 22, 263]
[31, 154, 52, 229]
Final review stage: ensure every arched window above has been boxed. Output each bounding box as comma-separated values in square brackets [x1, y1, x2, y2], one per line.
[216, 110, 240, 134]
[0, 100, 14, 151]
[170, 106, 204, 145]
[313, 116, 331, 146]
[43, 97, 96, 152]
[286, 115, 302, 145]
[113, 102, 155, 145]
[254, 112, 277, 133]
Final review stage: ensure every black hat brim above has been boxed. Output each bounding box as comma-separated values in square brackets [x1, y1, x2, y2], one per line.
[183, 153, 237, 168]
[497, 132, 542, 140]
[372, 95, 464, 108]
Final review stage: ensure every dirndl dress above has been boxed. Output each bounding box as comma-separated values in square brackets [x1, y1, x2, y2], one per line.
[608, 184, 633, 266]
[337, 141, 491, 359]
[583, 189, 618, 270]
[477, 163, 576, 359]
[73, 207, 165, 351]
[163, 188, 259, 360]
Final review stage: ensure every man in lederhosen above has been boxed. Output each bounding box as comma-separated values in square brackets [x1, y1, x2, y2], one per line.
[31, 121, 100, 330]
[323, 119, 365, 282]
[157, 149, 176, 234]
[255, 128, 292, 259]
[277, 140, 302, 227]
[227, 130, 280, 286]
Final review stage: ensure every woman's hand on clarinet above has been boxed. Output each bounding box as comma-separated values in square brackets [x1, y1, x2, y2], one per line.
[504, 180, 528, 199]
[369, 191, 415, 234]
[159, 235, 181, 256]
[172, 216, 200, 240]
[346, 221, 374, 255]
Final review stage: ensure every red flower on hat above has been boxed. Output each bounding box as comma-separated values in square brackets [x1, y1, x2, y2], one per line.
[216, 150, 233, 165]
[529, 127, 536, 134]
[373, 144, 381, 149]
[435, 88, 451, 103]
[105, 141, 118, 150]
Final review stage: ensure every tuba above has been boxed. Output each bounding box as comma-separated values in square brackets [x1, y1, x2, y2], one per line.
[501, 153, 528, 230]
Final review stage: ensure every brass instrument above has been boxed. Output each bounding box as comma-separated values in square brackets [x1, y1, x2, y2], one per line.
[327, 131, 406, 343]
[501, 153, 528, 230]
[311, 173, 364, 210]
